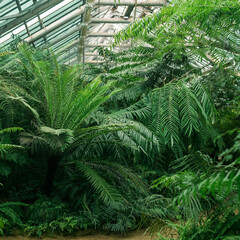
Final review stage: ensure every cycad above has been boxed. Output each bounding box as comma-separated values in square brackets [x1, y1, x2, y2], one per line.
[0, 44, 155, 200]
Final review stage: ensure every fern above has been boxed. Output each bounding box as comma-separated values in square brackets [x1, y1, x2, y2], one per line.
[76, 162, 122, 205]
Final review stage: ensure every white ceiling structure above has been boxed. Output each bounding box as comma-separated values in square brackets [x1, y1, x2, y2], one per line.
[0, 0, 168, 64]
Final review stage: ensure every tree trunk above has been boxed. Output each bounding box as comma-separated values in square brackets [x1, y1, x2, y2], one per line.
[44, 155, 59, 196]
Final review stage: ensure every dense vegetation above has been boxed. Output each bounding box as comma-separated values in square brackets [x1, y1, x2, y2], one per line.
[0, 0, 239, 239]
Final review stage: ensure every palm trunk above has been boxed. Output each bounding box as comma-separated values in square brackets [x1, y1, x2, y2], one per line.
[44, 155, 59, 196]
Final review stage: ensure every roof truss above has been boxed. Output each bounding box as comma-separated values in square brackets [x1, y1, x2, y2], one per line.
[0, 0, 168, 64]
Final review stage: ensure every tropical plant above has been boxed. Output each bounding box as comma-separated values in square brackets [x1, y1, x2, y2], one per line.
[84, 0, 239, 163]
[89, 0, 240, 112]
[0, 126, 27, 235]
[109, 77, 221, 160]
[0, 0, 239, 237]
[152, 129, 240, 240]
[110, 1, 240, 236]
[0, 200, 27, 235]
[0, 44, 158, 203]
[0, 127, 24, 176]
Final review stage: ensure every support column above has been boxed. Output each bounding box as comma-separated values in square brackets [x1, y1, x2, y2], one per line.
[78, 0, 94, 64]
[15, 0, 31, 37]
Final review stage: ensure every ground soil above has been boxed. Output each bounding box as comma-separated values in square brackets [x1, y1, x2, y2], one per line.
[2, 230, 157, 240]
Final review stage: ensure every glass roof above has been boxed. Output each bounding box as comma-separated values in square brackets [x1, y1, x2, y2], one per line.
[0, 0, 164, 64]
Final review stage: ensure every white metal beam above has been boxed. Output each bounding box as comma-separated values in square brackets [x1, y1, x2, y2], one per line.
[78, 0, 94, 63]
[23, 0, 167, 43]
[0, 0, 63, 35]
[85, 60, 106, 63]
[55, 39, 79, 54]
[55, 41, 131, 55]
[85, 43, 131, 47]
[87, 32, 115, 37]
[14, 0, 32, 38]
[47, 18, 132, 47]
[0, 13, 24, 21]
[91, 18, 133, 23]
[93, 0, 167, 6]
[59, 52, 101, 62]
[47, 25, 82, 47]
[25, 5, 86, 43]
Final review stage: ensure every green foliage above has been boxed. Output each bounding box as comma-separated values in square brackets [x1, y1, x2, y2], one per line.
[24, 197, 91, 236]
[153, 130, 240, 239]
[0, 44, 158, 202]
[25, 214, 94, 237]
[28, 197, 66, 225]
[151, 78, 217, 155]
[0, 44, 163, 235]
[112, 78, 220, 158]
[115, 0, 240, 70]
[0, 201, 26, 235]
[90, 0, 240, 114]
[0, 126, 25, 176]
[156, 200, 240, 240]
[76, 162, 122, 204]
[0, 0, 240, 238]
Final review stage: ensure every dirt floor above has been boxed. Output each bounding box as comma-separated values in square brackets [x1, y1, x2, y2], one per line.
[2, 230, 157, 240]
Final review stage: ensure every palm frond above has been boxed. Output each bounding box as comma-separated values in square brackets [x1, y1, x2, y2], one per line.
[170, 151, 213, 173]
[84, 160, 148, 193]
[0, 127, 24, 135]
[76, 162, 122, 204]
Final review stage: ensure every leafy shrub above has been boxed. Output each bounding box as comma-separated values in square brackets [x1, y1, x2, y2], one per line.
[0, 201, 26, 235]
[27, 197, 67, 225]
[24, 216, 89, 237]
[154, 130, 240, 240]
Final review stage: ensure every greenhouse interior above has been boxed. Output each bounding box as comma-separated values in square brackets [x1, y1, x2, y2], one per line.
[0, 0, 239, 239]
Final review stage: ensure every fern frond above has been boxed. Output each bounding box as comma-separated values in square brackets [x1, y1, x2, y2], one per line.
[84, 160, 148, 193]
[76, 162, 122, 204]
[0, 127, 24, 135]
[170, 151, 213, 173]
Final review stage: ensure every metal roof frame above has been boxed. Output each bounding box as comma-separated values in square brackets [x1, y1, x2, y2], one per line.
[0, 0, 168, 64]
